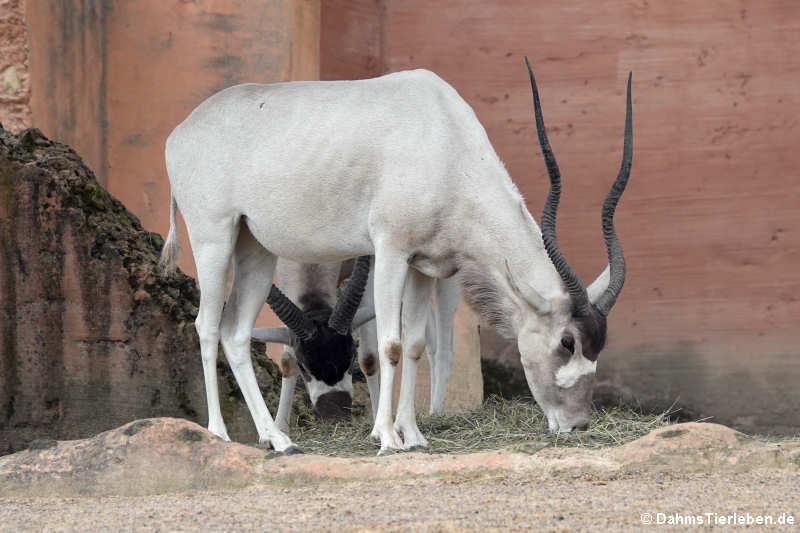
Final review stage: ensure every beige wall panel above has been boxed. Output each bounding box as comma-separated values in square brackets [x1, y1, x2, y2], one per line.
[381, 0, 800, 432]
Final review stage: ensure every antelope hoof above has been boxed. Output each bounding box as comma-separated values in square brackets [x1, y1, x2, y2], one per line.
[371, 425, 404, 452]
[208, 425, 231, 442]
[394, 421, 429, 450]
[283, 445, 304, 455]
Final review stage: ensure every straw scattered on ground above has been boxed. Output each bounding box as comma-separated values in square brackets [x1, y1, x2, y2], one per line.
[288, 396, 679, 457]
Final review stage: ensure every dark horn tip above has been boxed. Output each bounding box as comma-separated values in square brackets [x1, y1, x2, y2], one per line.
[328, 255, 372, 335]
[626, 73, 633, 103]
[594, 70, 634, 317]
[528, 55, 589, 312]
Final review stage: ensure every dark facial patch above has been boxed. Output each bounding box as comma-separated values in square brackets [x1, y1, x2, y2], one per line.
[560, 332, 575, 355]
[574, 306, 607, 361]
[295, 307, 357, 386]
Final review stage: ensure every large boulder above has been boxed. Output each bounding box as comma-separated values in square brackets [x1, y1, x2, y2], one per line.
[0, 127, 297, 454]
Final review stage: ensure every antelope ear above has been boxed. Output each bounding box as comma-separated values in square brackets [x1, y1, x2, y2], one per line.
[587, 265, 611, 305]
[251, 326, 294, 346]
[505, 260, 551, 314]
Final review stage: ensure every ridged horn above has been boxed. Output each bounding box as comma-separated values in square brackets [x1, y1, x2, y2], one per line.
[328, 256, 371, 335]
[266, 285, 316, 342]
[594, 72, 633, 316]
[525, 56, 590, 315]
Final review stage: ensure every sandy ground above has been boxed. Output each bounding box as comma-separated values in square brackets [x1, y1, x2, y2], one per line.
[1, 471, 798, 532]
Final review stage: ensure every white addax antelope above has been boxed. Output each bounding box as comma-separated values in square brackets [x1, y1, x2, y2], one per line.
[161, 58, 633, 453]
[255, 258, 459, 432]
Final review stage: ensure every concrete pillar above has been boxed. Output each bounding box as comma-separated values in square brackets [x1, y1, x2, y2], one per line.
[25, 0, 321, 277]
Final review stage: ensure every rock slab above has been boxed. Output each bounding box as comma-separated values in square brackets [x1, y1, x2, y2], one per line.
[1, 418, 797, 498]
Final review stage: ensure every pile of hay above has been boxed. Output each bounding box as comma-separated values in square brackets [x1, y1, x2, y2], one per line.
[289, 396, 678, 457]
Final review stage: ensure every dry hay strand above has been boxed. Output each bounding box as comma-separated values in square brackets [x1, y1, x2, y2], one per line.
[289, 396, 678, 457]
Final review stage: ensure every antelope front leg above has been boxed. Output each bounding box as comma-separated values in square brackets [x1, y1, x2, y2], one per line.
[275, 348, 300, 434]
[357, 318, 380, 421]
[357, 266, 380, 421]
[369, 248, 408, 453]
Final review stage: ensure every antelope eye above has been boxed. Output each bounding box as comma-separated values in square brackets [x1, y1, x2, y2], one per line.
[560, 334, 575, 355]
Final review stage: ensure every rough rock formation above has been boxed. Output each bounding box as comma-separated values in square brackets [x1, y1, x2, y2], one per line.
[0, 418, 265, 497]
[0, 417, 797, 498]
[0, 127, 299, 454]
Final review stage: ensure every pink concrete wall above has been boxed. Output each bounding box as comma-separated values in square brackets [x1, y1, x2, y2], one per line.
[7, 0, 800, 432]
[25, 0, 320, 280]
[102, 0, 319, 266]
[373, 0, 800, 433]
[26, 1, 106, 182]
[320, 0, 383, 80]
[24, 0, 320, 336]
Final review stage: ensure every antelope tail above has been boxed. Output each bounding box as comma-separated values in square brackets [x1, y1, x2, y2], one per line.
[158, 193, 180, 273]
